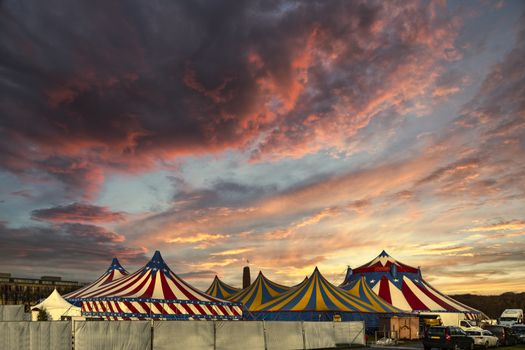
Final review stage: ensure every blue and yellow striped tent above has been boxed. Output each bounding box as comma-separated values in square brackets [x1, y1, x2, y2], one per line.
[249, 267, 402, 323]
[227, 271, 290, 311]
[343, 276, 400, 313]
[205, 276, 240, 299]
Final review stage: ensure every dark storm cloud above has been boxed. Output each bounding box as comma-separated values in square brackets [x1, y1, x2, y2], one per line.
[31, 202, 126, 223]
[172, 179, 277, 209]
[0, 222, 146, 270]
[0, 0, 460, 196]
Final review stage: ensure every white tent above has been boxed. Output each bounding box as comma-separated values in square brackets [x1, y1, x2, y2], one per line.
[31, 289, 81, 321]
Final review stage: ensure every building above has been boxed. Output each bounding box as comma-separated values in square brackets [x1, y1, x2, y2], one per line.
[0, 272, 84, 310]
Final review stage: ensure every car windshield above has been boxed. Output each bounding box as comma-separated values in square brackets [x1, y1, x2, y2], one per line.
[484, 327, 502, 335]
[428, 328, 445, 336]
[500, 317, 517, 321]
[467, 331, 481, 336]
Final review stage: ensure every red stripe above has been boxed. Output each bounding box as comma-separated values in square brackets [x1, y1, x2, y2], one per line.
[414, 281, 455, 311]
[83, 302, 92, 313]
[217, 305, 228, 315]
[423, 280, 477, 312]
[160, 273, 176, 299]
[122, 272, 152, 297]
[154, 302, 169, 315]
[107, 301, 116, 314]
[167, 303, 179, 314]
[401, 281, 428, 310]
[138, 301, 151, 314]
[378, 276, 392, 304]
[93, 270, 144, 297]
[124, 301, 142, 315]
[140, 272, 157, 298]
[168, 274, 198, 301]
[205, 304, 218, 316]
[181, 303, 193, 314]
[91, 302, 99, 313]
[114, 301, 126, 315]
[194, 304, 207, 315]
[168, 271, 222, 302]
[98, 301, 108, 314]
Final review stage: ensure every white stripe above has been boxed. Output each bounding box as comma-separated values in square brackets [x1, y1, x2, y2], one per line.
[404, 277, 441, 310]
[421, 281, 471, 311]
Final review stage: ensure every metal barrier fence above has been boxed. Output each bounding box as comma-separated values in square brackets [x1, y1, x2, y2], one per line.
[0, 320, 365, 350]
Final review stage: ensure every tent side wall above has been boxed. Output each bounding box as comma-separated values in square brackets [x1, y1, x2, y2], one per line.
[248, 311, 406, 329]
[81, 299, 243, 320]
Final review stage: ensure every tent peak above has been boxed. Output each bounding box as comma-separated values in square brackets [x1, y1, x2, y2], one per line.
[108, 257, 125, 271]
[379, 250, 390, 257]
[146, 250, 169, 271]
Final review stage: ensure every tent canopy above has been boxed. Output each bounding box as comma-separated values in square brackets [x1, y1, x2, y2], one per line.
[341, 250, 480, 316]
[65, 257, 128, 301]
[253, 267, 392, 313]
[228, 271, 290, 311]
[32, 289, 81, 320]
[205, 276, 240, 299]
[77, 251, 242, 320]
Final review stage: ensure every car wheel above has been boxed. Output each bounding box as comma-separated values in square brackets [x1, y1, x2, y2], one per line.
[484, 342, 488, 350]
[496, 340, 500, 348]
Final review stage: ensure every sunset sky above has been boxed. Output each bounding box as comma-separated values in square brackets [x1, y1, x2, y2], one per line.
[0, 0, 524, 295]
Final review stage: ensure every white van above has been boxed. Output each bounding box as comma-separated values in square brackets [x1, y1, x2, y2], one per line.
[499, 309, 524, 327]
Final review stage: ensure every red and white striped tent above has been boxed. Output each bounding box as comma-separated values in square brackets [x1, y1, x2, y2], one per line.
[77, 251, 242, 320]
[65, 257, 128, 301]
[340, 251, 481, 319]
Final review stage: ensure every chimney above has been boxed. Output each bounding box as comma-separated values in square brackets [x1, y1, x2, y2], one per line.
[242, 266, 251, 289]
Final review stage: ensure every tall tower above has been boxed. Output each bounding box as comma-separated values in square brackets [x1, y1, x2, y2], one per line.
[242, 266, 251, 289]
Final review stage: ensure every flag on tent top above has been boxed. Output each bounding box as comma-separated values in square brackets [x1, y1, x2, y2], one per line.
[227, 271, 290, 311]
[340, 250, 481, 318]
[77, 251, 242, 320]
[205, 276, 240, 300]
[65, 257, 128, 301]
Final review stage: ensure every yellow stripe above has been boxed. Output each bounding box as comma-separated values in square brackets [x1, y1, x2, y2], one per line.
[315, 276, 328, 311]
[291, 275, 316, 311]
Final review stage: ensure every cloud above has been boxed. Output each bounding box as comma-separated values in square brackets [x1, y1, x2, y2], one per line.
[0, 222, 146, 274]
[31, 202, 126, 223]
[461, 220, 525, 232]
[165, 233, 227, 245]
[0, 0, 464, 197]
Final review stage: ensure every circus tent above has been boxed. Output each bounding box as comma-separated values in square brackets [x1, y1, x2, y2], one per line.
[250, 267, 400, 324]
[205, 276, 240, 299]
[76, 251, 242, 320]
[227, 271, 290, 311]
[65, 257, 128, 301]
[340, 250, 481, 319]
[32, 289, 81, 321]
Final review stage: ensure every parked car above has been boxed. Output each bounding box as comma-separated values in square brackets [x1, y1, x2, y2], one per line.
[512, 325, 525, 344]
[423, 326, 474, 350]
[482, 325, 519, 346]
[461, 320, 484, 332]
[466, 330, 499, 349]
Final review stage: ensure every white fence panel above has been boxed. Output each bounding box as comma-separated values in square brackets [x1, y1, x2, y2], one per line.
[74, 321, 151, 350]
[303, 322, 336, 349]
[153, 321, 214, 350]
[30, 321, 71, 350]
[0, 305, 25, 321]
[263, 321, 304, 350]
[0, 321, 30, 350]
[215, 321, 265, 350]
[334, 321, 365, 346]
